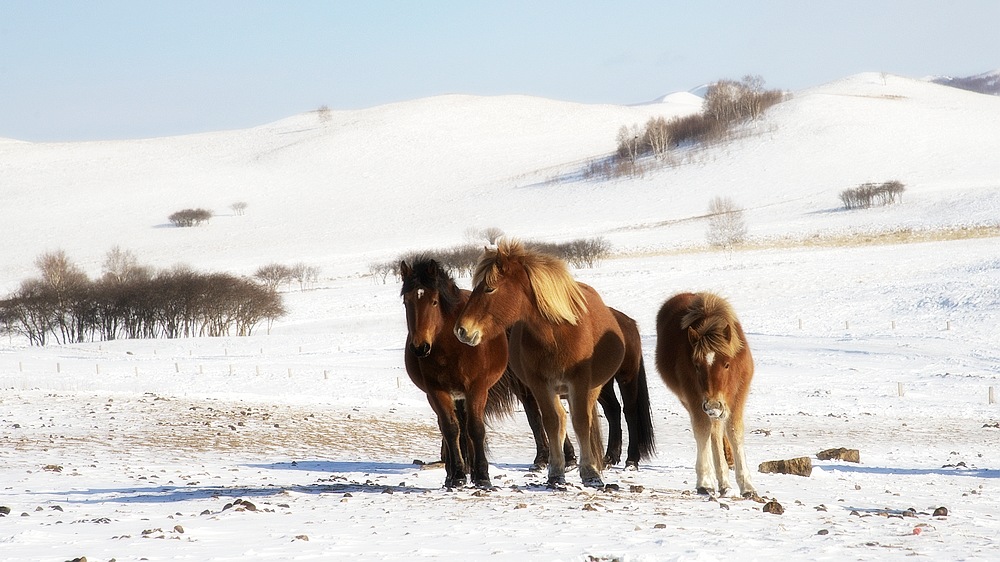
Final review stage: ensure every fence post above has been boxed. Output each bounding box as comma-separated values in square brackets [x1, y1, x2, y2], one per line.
[897, 382, 904, 397]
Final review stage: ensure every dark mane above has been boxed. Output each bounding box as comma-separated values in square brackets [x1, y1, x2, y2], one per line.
[400, 257, 463, 314]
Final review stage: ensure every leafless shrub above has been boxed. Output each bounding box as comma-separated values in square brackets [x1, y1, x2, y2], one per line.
[464, 227, 505, 245]
[231, 201, 248, 216]
[168, 208, 213, 227]
[706, 196, 748, 254]
[317, 105, 332, 122]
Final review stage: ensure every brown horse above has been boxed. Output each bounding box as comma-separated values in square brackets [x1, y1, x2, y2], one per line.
[655, 292, 756, 498]
[518, 307, 656, 471]
[454, 239, 627, 488]
[400, 257, 514, 489]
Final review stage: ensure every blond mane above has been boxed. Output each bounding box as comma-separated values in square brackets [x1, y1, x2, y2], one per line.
[680, 292, 744, 359]
[473, 239, 588, 325]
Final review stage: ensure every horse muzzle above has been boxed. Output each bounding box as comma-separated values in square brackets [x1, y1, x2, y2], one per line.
[454, 325, 482, 347]
[703, 399, 727, 420]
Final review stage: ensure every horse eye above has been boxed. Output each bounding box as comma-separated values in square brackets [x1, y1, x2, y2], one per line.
[484, 286, 497, 294]
[432, 299, 438, 306]
[724, 362, 731, 369]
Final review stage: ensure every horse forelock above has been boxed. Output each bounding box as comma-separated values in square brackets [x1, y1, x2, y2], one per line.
[681, 293, 744, 360]
[476, 239, 587, 325]
[401, 257, 461, 314]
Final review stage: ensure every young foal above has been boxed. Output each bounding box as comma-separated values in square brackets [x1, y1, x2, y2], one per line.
[455, 239, 625, 488]
[655, 292, 756, 498]
[400, 258, 512, 488]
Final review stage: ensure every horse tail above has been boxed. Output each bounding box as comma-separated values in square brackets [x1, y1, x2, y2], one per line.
[485, 366, 518, 423]
[631, 356, 657, 461]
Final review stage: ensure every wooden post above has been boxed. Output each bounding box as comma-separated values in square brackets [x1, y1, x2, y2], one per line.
[990, 386, 996, 405]
[897, 382, 904, 397]
[57, 362, 61, 373]
[891, 320, 896, 330]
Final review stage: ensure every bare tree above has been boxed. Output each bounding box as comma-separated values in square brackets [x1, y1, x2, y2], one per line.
[231, 201, 248, 216]
[706, 196, 748, 254]
[254, 264, 293, 291]
[643, 116, 671, 159]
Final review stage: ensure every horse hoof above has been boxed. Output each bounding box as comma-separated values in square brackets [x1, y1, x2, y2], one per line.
[546, 477, 567, 490]
[696, 486, 712, 496]
[742, 490, 761, 501]
[624, 461, 639, 472]
[718, 487, 731, 498]
[582, 477, 605, 489]
[565, 457, 579, 469]
[603, 455, 621, 466]
[529, 462, 547, 472]
[445, 477, 468, 489]
[474, 479, 495, 490]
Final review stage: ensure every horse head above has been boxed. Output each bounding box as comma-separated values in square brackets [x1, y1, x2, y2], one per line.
[453, 245, 526, 347]
[686, 320, 742, 421]
[401, 259, 459, 358]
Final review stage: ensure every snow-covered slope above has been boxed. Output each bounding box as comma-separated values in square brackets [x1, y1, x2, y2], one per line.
[1, 72, 999, 561]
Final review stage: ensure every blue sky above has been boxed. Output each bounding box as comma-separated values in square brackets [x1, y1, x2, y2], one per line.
[2, 0, 997, 142]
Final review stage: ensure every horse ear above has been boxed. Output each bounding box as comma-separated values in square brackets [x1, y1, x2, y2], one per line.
[687, 326, 700, 347]
[723, 323, 732, 342]
[399, 261, 411, 278]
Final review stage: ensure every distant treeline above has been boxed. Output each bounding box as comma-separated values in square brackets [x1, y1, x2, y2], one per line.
[369, 237, 612, 283]
[0, 250, 285, 346]
[593, 75, 786, 179]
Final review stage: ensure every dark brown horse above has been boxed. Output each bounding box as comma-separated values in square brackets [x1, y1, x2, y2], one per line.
[655, 292, 756, 498]
[400, 258, 514, 489]
[518, 307, 656, 471]
[454, 239, 628, 488]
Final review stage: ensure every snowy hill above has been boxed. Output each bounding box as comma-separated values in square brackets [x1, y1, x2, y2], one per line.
[931, 68, 1000, 95]
[2, 72, 1000, 560]
[2, 72, 998, 289]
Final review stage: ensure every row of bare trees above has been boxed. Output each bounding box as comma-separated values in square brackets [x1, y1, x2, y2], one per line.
[840, 181, 906, 209]
[253, 263, 321, 291]
[369, 236, 612, 284]
[609, 75, 786, 176]
[0, 249, 285, 346]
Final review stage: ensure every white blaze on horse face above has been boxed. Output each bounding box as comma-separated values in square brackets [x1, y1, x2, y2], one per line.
[417, 288, 425, 299]
[704, 351, 716, 367]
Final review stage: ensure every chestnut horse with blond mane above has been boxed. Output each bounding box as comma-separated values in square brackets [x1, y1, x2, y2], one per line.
[400, 257, 515, 489]
[455, 239, 629, 488]
[655, 292, 756, 498]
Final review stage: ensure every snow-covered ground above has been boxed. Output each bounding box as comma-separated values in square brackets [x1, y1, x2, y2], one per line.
[1, 73, 999, 560]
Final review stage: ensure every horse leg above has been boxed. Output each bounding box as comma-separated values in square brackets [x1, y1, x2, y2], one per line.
[598, 380, 622, 467]
[569, 384, 605, 488]
[618, 359, 656, 470]
[710, 419, 732, 496]
[455, 398, 472, 468]
[534, 389, 568, 488]
[516, 381, 551, 471]
[562, 427, 577, 469]
[464, 389, 494, 489]
[689, 409, 716, 495]
[428, 390, 466, 488]
[726, 410, 757, 498]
